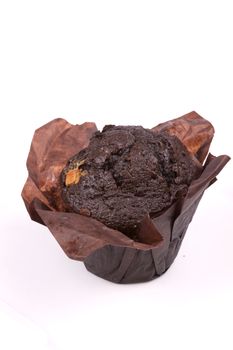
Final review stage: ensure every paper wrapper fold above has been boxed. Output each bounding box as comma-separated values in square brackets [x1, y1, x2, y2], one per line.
[22, 112, 230, 283]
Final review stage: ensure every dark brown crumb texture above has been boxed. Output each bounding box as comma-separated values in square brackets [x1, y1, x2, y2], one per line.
[61, 125, 200, 238]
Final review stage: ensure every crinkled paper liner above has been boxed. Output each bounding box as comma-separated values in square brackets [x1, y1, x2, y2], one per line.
[22, 112, 230, 283]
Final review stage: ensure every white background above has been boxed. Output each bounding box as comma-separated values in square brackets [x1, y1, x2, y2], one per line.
[0, 1, 232, 349]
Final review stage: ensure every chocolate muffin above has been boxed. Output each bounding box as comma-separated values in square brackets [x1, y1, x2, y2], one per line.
[61, 125, 201, 239]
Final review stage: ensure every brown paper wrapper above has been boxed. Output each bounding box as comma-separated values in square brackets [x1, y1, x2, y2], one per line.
[22, 112, 230, 283]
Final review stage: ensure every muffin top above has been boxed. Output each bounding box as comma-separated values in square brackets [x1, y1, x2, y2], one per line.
[61, 125, 200, 239]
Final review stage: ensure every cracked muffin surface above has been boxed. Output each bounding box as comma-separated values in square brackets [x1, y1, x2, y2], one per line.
[61, 125, 200, 239]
